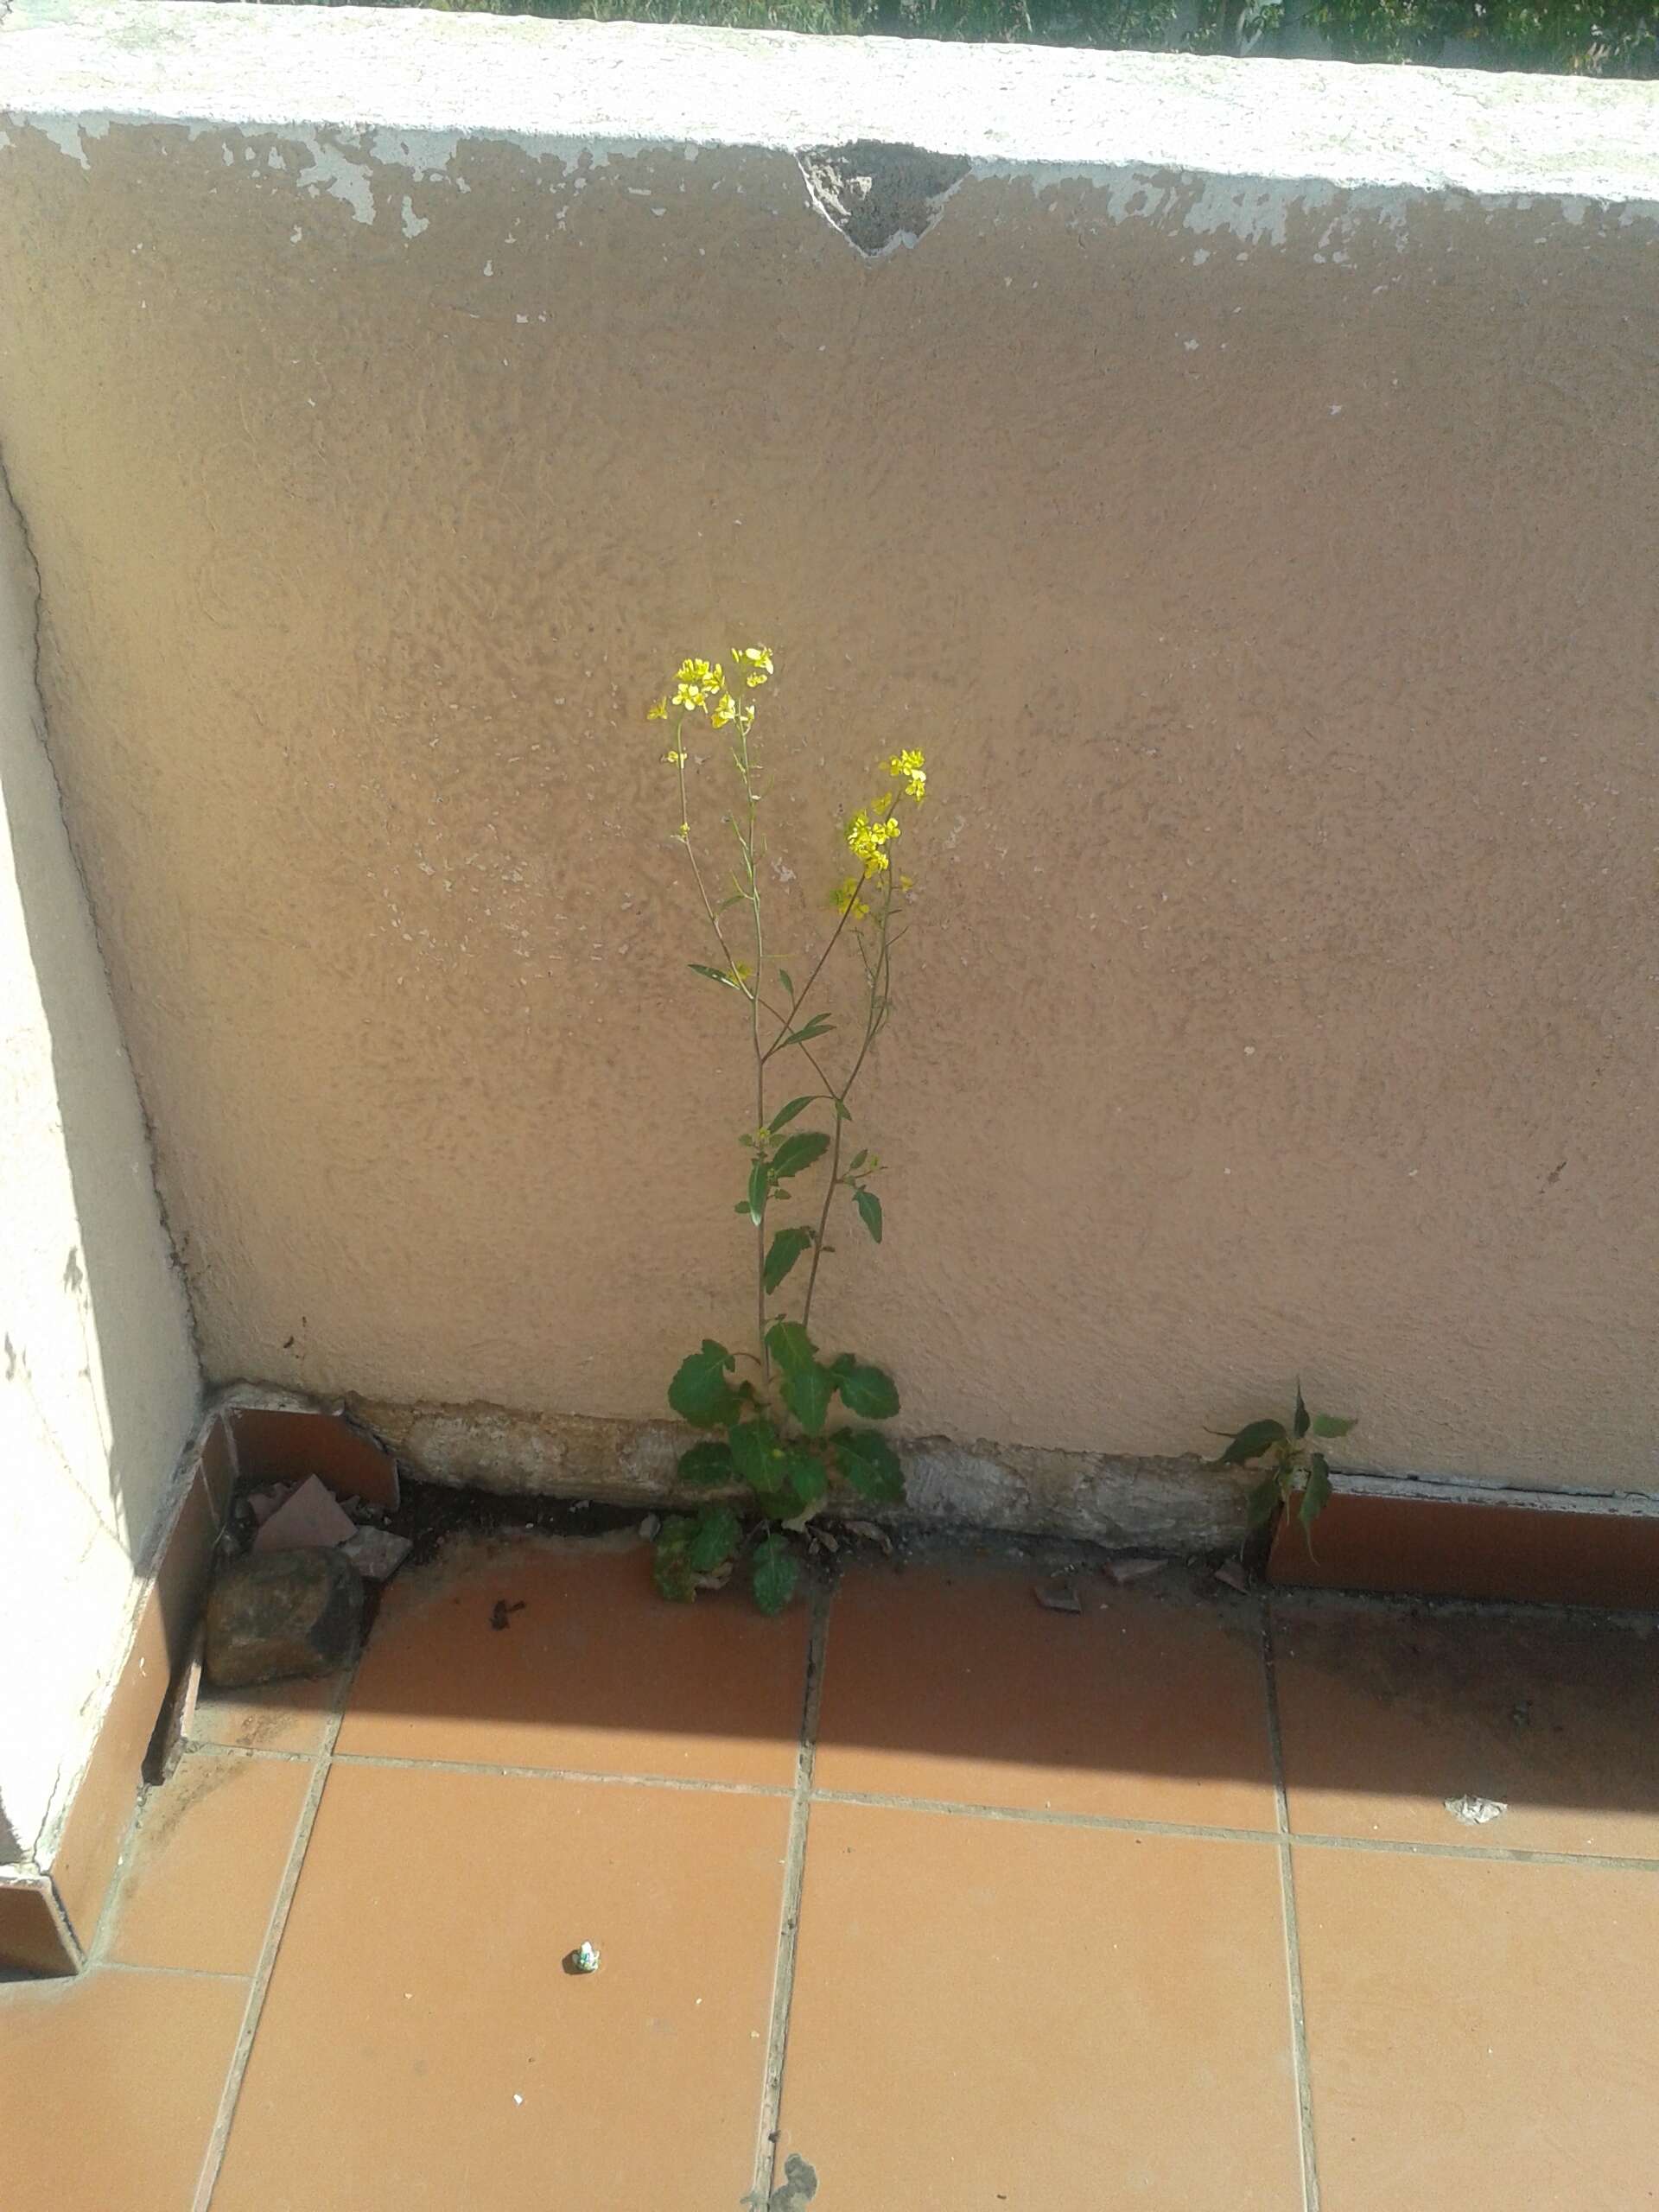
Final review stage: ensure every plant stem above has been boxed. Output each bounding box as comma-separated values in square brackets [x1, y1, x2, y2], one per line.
[799, 872, 896, 1334]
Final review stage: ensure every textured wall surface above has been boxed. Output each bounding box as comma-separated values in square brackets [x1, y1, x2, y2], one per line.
[0, 471, 199, 1861]
[2, 5, 1656, 1500]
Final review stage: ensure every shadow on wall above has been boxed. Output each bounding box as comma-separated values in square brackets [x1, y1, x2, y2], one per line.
[0, 471, 199, 1857]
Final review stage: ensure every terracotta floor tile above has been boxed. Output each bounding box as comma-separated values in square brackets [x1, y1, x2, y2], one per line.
[336, 1535, 807, 1787]
[0, 1965, 245, 2212]
[212, 1764, 788, 2210]
[814, 1563, 1276, 1828]
[192, 1669, 345, 1755]
[1273, 1595, 1659, 1856]
[105, 1747, 313, 1975]
[777, 1802, 1302, 2209]
[1294, 1846, 1659, 2208]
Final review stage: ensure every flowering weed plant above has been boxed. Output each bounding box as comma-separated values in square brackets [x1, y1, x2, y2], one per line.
[650, 648, 928, 1612]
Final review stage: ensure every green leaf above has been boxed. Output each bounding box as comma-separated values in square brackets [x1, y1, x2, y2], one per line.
[747, 1159, 768, 1226]
[1300, 1452, 1333, 1529]
[1293, 1381, 1310, 1440]
[768, 1096, 816, 1134]
[652, 1517, 697, 1603]
[832, 1427, 904, 1503]
[1311, 1412, 1357, 1439]
[668, 1340, 741, 1428]
[1246, 1474, 1282, 1529]
[763, 1226, 814, 1294]
[1213, 1418, 1287, 1468]
[777, 968, 794, 998]
[765, 1319, 818, 1373]
[834, 1361, 900, 1421]
[729, 1415, 784, 1491]
[848, 1150, 868, 1173]
[687, 1504, 742, 1573]
[769, 1131, 830, 1183]
[781, 1360, 836, 1437]
[854, 1189, 883, 1243]
[787, 1453, 829, 1512]
[677, 1439, 735, 1489]
[689, 963, 742, 990]
[750, 1534, 799, 1617]
[778, 1013, 834, 1051]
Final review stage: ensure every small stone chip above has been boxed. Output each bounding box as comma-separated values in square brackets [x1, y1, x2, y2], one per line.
[1445, 1795, 1508, 1827]
[565, 1941, 601, 1975]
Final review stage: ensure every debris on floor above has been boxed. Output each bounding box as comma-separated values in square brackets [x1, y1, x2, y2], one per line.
[745, 2153, 820, 2210]
[1445, 1794, 1508, 1827]
[563, 1941, 601, 1975]
[338, 1526, 413, 1583]
[1213, 1560, 1253, 1594]
[1107, 1554, 1166, 1585]
[253, 1474, 358, 1555]
[490, 1598, 526, 1630]
[204, 1548, 365, 1689]
[1034, 1579, 1084, 1614]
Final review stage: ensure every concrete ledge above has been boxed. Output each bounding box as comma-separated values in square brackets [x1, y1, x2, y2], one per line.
[3, 0, 1658, 217]
[349, 1394, 1259, 1552]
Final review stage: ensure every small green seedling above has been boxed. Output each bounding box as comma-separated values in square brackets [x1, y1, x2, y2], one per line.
[1211, 1383, 1357, 1549]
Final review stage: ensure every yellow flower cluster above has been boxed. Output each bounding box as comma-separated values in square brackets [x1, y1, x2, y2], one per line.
[887, 748, 926, 804]
[846, 805, 902, 873]
[649, 646, 774, 730]
[671, 658, 724, 713]
[833, 877, 871, 919]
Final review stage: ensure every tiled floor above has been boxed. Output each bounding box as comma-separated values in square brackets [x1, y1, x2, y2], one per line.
[5, 1533, 1657, 2210]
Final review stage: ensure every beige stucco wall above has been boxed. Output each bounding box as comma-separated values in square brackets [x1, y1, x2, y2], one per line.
[2, 5, 1656, 1507]
[0, 456, 199, 1861]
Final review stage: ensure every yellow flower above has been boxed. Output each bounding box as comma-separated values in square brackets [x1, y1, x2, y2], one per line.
[677, 822, 690, 841]
[833, 876, 871, 919]
[731, 644, 774, 689]
[662, 748, 685, 766]
[846, 806, 902, 872]
[646, 697, 669, 721]
[709, 692, 737, 729]
[887, 748, 926, 804]
[671, 658, 724, 713]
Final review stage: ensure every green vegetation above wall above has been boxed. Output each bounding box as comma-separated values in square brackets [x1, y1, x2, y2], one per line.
[237, 0, 1657, 76]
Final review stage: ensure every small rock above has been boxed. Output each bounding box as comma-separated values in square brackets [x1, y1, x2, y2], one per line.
[564, 1941, 601, 1975]
[1108, 1554, 1166, 1585]
[1446, 1794, 1507, 1827]
[338, 1527, 412, 1584]
[1213, 1560, 1253, 1594]
[639, 1514, 661, 1540]
[844, 1519, 893, 1554]
[1034, 1580, 1084, 1614]
[204, 1549, 364, 1690]
[490, 1599, 526, 1631]
[252, 1474, 357, 1555]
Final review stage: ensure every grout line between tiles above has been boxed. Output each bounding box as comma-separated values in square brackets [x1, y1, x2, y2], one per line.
[807, 1789, 1659, 1874]
[330, 1751, 793, 1798]
[1264, 1605, 1321, 2212]
[189, 1667, 355, 2212]
[809, 1787, 1282, 1847]
[1289, 1829, 1659, 1873]
[749, 1582, 831, 2209]
[96, 1958, 251, 1986]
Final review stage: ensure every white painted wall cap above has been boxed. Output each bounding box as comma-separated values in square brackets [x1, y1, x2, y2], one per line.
[3, 0, 1658, 207]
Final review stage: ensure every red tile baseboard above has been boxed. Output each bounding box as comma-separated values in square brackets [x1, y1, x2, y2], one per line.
[1268, 1471, 1659, 1610]
[0, 1413, 229, 1979]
